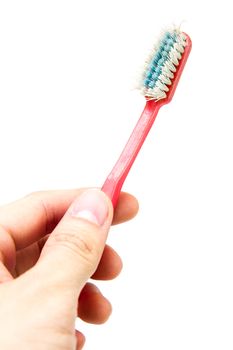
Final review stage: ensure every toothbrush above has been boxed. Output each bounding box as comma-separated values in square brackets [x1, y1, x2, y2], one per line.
[102, 27, 192, 207]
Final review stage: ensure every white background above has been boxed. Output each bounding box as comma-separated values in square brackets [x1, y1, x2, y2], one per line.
[0, 1, 233, 349]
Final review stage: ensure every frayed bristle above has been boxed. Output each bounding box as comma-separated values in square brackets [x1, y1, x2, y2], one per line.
[138, 28, 187, 101]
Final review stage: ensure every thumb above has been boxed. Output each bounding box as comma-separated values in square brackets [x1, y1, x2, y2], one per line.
[36, 189, 113, 293]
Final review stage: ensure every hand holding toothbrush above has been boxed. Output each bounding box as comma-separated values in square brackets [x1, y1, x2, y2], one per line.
[0, 188, 138, 349]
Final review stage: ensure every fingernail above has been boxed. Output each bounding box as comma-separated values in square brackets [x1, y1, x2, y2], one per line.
[70, 189, 109, 226]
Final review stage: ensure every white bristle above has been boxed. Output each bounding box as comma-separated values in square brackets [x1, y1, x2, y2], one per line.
[174, 42, 185, 54]
[169, 48, 180, 66]
[160, 75, 172, 85]
[165, 59, 177, 73]
[162, 64, 175, 79]
[137, 27, 187, 101]
[156, 80, 169, 92]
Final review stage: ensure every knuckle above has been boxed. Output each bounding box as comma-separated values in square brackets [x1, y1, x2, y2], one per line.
[53, 227, 100, 266]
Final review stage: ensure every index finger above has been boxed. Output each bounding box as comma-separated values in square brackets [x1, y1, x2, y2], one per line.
[0, 189, 138, 250]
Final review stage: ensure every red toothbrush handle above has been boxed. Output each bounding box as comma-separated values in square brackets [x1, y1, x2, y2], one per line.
[102, 32, 192, 207]
[102, 100, 163, 207]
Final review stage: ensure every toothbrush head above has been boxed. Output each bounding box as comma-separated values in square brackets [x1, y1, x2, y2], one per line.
[139, 27, 192, 102]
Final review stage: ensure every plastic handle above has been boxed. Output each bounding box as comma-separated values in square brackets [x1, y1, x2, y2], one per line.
[102, 100, 163, 207]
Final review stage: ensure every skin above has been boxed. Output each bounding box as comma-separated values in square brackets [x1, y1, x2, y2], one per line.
[0, 188, 138, 349]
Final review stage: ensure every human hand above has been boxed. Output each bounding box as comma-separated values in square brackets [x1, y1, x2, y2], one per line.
[0, 188, 138, 349]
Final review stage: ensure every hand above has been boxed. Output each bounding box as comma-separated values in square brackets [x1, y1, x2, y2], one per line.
[0, 188, 138, 349]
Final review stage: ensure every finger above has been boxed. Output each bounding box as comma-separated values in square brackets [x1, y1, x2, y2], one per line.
[0, 260, 13, 283]
[0, 226, 16, 273]
[15, 242, 41, 277]
[92, 244, 123, 280]
[112, 192, 139, 225]
[37, 189, 113, 292]
[0, 189, 83, 250]
[0, 190, 138, 251]
[15, 240, 122, 281]
[76, 330, 85, 350]
[78, 283, 112, 324]
[14, 234, 50, 277]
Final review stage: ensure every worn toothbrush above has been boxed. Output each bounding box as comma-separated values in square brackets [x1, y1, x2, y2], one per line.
[102, 27, 192, 207]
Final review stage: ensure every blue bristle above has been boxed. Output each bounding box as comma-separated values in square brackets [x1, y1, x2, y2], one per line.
[148, 81, 155, 88]
[161, 50, 168, 58]
[146, 71, 153, 79]
[143, 31, 178, 89]
[158, 57, 165, 66]
[152, 52, 160, 65]
[152, 71, 160, 80]
[165, 32, 172, 39]
[144, 78, 151, 88]
[164, 44, 171, 52]
[149, 65, 156, 72]
[167, 38, 174, 46]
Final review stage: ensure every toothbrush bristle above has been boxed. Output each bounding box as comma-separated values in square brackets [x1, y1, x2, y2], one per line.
[140, 28, 188, 101]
